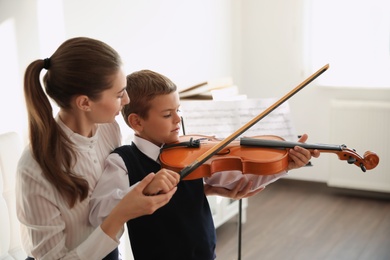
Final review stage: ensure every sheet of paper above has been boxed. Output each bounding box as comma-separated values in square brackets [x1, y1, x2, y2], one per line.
[180, 98, 296, 141]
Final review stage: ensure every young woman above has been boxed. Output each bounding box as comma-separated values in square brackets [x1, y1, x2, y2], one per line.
[17, 37, 178, 260]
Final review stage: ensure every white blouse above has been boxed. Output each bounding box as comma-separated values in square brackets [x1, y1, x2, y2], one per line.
[16, 116, 122, 260]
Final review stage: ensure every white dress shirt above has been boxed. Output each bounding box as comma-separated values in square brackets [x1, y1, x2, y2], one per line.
[89, 136, 155, 227]
[16, 116, 122, 260]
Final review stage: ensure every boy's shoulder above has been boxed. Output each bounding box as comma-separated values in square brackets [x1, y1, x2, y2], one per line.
[112, 144, 134, 154]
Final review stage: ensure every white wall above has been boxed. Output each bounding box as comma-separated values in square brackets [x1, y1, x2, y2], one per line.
[1, 0, 389, 183]
[0, 0, 237, 142]
[238, 0, 390, 185]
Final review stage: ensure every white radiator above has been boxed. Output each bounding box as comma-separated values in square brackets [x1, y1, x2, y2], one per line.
[327, 99, 390, 192]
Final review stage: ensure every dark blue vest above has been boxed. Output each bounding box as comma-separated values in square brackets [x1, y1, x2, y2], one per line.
[113, 144, 216, 260]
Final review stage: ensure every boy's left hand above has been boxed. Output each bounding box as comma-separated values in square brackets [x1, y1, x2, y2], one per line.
[287, 134, 320, 171]
[204, 178, 264, 200]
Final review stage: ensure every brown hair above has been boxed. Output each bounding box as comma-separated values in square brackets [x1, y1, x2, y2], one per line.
[23, 37, 122, 207]
[122, 70, 177, 127]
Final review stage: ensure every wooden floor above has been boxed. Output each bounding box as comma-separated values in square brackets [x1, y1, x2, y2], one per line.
[215, 179, 390, 260]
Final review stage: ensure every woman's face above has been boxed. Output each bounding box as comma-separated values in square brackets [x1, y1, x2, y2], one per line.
[89, 69, 129, 124]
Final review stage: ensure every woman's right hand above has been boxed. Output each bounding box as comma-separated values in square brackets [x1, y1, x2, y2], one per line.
[101, 173, 177, 239]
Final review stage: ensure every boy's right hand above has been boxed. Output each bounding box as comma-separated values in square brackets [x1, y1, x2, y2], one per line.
[143, 169, 180, 195]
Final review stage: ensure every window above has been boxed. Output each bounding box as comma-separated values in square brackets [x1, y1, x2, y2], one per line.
[306, 0, 390, 88]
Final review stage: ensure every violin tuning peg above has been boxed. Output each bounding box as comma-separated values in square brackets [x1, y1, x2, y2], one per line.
[347, 156, 356, 164]
[360, 164, 367, 172]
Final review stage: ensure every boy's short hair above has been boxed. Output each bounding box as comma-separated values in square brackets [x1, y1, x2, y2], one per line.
[122, 70, 177, 127]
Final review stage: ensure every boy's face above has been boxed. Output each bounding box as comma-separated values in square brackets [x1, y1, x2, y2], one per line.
[137, 91, 181, 146]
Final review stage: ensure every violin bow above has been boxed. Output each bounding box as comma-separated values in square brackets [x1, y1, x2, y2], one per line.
[179, 64, 330, 180]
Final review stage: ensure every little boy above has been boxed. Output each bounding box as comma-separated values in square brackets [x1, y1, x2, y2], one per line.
[90, 70, 318, 260]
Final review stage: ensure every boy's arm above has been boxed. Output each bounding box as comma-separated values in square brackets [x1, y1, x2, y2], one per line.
[89, 153, 133, 227]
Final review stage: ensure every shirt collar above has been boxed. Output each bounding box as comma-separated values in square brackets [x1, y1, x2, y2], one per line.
[55, 114, 99, 151]
[133, 135, 163, 162]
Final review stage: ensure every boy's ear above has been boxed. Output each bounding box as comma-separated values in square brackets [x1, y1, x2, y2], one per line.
[75, 95, 92, 111]
[128, 113, 143, 130]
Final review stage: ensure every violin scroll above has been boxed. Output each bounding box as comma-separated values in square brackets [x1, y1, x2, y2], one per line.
[335, 148, 379, 172]
[363, 151, 380, 170]
[240, 137, 379, 173]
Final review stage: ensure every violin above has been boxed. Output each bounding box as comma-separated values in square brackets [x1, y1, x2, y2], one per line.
[159, 64, 379, 180]
[160, 135, 287, 180]
[160, 134, 379, 180]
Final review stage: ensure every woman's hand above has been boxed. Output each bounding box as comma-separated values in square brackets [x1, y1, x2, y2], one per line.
[287, 134, 320, 171]
[101, 173, 177, 239]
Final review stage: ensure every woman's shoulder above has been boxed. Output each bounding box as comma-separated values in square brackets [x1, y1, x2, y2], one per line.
[98, 121, 120, 135]
[17, 146, 46, 182]
[97, 121, 122, 146]
[18, 146, 37, 168]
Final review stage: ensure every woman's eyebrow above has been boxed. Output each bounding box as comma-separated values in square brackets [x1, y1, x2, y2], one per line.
[117, 87, 127, 93]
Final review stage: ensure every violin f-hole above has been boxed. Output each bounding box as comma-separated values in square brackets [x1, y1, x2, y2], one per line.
[216, 148, 230, 156]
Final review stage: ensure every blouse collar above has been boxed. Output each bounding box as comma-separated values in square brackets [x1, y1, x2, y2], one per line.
[55, 115, 99, 151]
